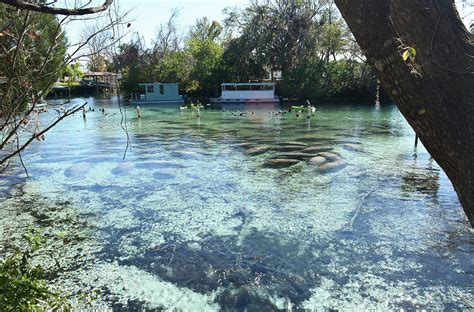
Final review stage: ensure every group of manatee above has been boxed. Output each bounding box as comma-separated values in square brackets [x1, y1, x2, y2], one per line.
[239, 140, 364, 172]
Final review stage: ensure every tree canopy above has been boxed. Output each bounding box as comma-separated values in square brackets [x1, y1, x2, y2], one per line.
[0, 3, 67, 112]
[115, 1, 375, 100]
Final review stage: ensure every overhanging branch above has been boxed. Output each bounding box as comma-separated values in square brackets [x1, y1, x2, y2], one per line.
[0, 0, 113, 15]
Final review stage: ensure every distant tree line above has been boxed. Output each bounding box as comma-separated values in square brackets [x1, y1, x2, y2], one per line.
[110, 1, 376, 100]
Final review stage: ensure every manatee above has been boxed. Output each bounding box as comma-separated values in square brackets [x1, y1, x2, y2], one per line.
[136, 160, 186, 170]
[236, 142, 255, 148]
[317, 152, 341, 162]
[244, 146, 270, 156]
[343, 143, 365, 152]
[308, 156, 327, 166]
[272, 145, 305, 152]
[64, 162, 92, 177]
[277, 152, 318, 160]
[301, 146, 334, 153]
[264, 158, 300, 168]
[318, 159, 347, 172]
[279, 141, 308, 147]
[112, 162, 135, 175]
[153, 171, 175, 180]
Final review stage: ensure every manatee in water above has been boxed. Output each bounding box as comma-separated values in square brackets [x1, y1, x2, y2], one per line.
[64, 162, 92, 177]
[271, 145, 305, 152]
[279, 141, 308, 147]
[111, 162, 135, 175]
[301, 145, 334, 153]
[308, 156, 327, 166]
[318, 159, 347, 173]
[244, 146, 270, 156]
[153, 171, 175, 180]
[264, 158, 300, 168]
[317, 152, 341, 162]
[277, 152, 318, 160]
[343, 143, 365, 152]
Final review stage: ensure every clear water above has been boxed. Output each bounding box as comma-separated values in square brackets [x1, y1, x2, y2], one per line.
[0, 96, 472, 310]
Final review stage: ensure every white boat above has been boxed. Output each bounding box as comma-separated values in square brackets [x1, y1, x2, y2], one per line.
[130, 83, 184, 104]
[210, 82, 280, 104]
[28, 99, 47, 110]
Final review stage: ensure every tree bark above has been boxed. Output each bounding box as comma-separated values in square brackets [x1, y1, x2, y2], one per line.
[335, 0, 474, 226]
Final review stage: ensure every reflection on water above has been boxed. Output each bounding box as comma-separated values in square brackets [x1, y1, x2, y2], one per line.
[0, 96, 472, 310]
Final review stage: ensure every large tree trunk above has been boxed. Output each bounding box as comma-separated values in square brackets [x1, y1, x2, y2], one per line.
[335, 0, 474, 226]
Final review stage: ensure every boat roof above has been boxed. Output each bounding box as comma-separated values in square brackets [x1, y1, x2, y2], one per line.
[139, 82, 180, 86]
[221, 82, 275, 86]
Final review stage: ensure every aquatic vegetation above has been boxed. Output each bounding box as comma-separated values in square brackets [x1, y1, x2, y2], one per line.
[0, 227, 92, 311]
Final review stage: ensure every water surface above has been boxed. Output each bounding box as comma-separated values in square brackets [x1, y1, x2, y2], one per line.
[0, 96, 472, 310]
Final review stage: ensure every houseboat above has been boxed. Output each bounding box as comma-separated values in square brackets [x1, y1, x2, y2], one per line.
[130, 83, 184, 104]
[210, 82, 279, 104]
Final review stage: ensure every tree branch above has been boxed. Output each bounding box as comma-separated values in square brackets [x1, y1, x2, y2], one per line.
[0, 0, 113, 16]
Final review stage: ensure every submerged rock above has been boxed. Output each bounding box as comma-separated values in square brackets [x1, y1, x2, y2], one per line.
[244, 146, 270, 156]
[264, 159, 300, 168]
[204, 139, 216, 145]
[318, 159, 347, 172]
[308, 156, 327, 166]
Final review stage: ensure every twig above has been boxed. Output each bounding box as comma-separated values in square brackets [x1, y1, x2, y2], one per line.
[0, 0, 114, 16]
[0, 103, 87, 165]
[15, 130, 29, 178]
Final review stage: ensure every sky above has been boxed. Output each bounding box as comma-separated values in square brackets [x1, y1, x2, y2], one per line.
[64, 0, 249, 46]
[63, 0, 473, 51]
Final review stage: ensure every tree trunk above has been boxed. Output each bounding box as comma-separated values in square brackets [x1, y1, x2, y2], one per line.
[335, 0, 474, 226]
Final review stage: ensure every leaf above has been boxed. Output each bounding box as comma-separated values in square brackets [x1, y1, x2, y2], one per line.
[418, 109, 426, 115]
[402, 50, 410, 61]
[403, 47, 416, 61]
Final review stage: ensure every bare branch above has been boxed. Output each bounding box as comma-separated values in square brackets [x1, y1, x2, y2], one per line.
[0, 0, 113, 16]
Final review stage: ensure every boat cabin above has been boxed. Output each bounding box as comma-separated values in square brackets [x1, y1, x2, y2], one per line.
[211, 82, 279, 103]
[131, 83, 184, 104]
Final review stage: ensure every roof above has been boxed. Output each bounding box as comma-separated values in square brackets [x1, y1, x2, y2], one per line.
[221, 82, 275, 86]
[138, 82, 180, 86]
[83, 72, 118, 77]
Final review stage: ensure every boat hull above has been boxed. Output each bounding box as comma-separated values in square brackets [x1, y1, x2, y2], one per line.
[210, 98, 280, 104]
[130, 99, 184, 105]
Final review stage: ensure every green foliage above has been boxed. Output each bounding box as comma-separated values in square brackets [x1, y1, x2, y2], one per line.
[0, 3, 67, 111]
[186, 38, 223, 94]
[281, 58, 375, 99]
[187, 17, 223, 42]
[116, 1, 375, 99]
[0, 227, 71, 311]
[62, 63, 84, 86]
[217, 37, 268, 83]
